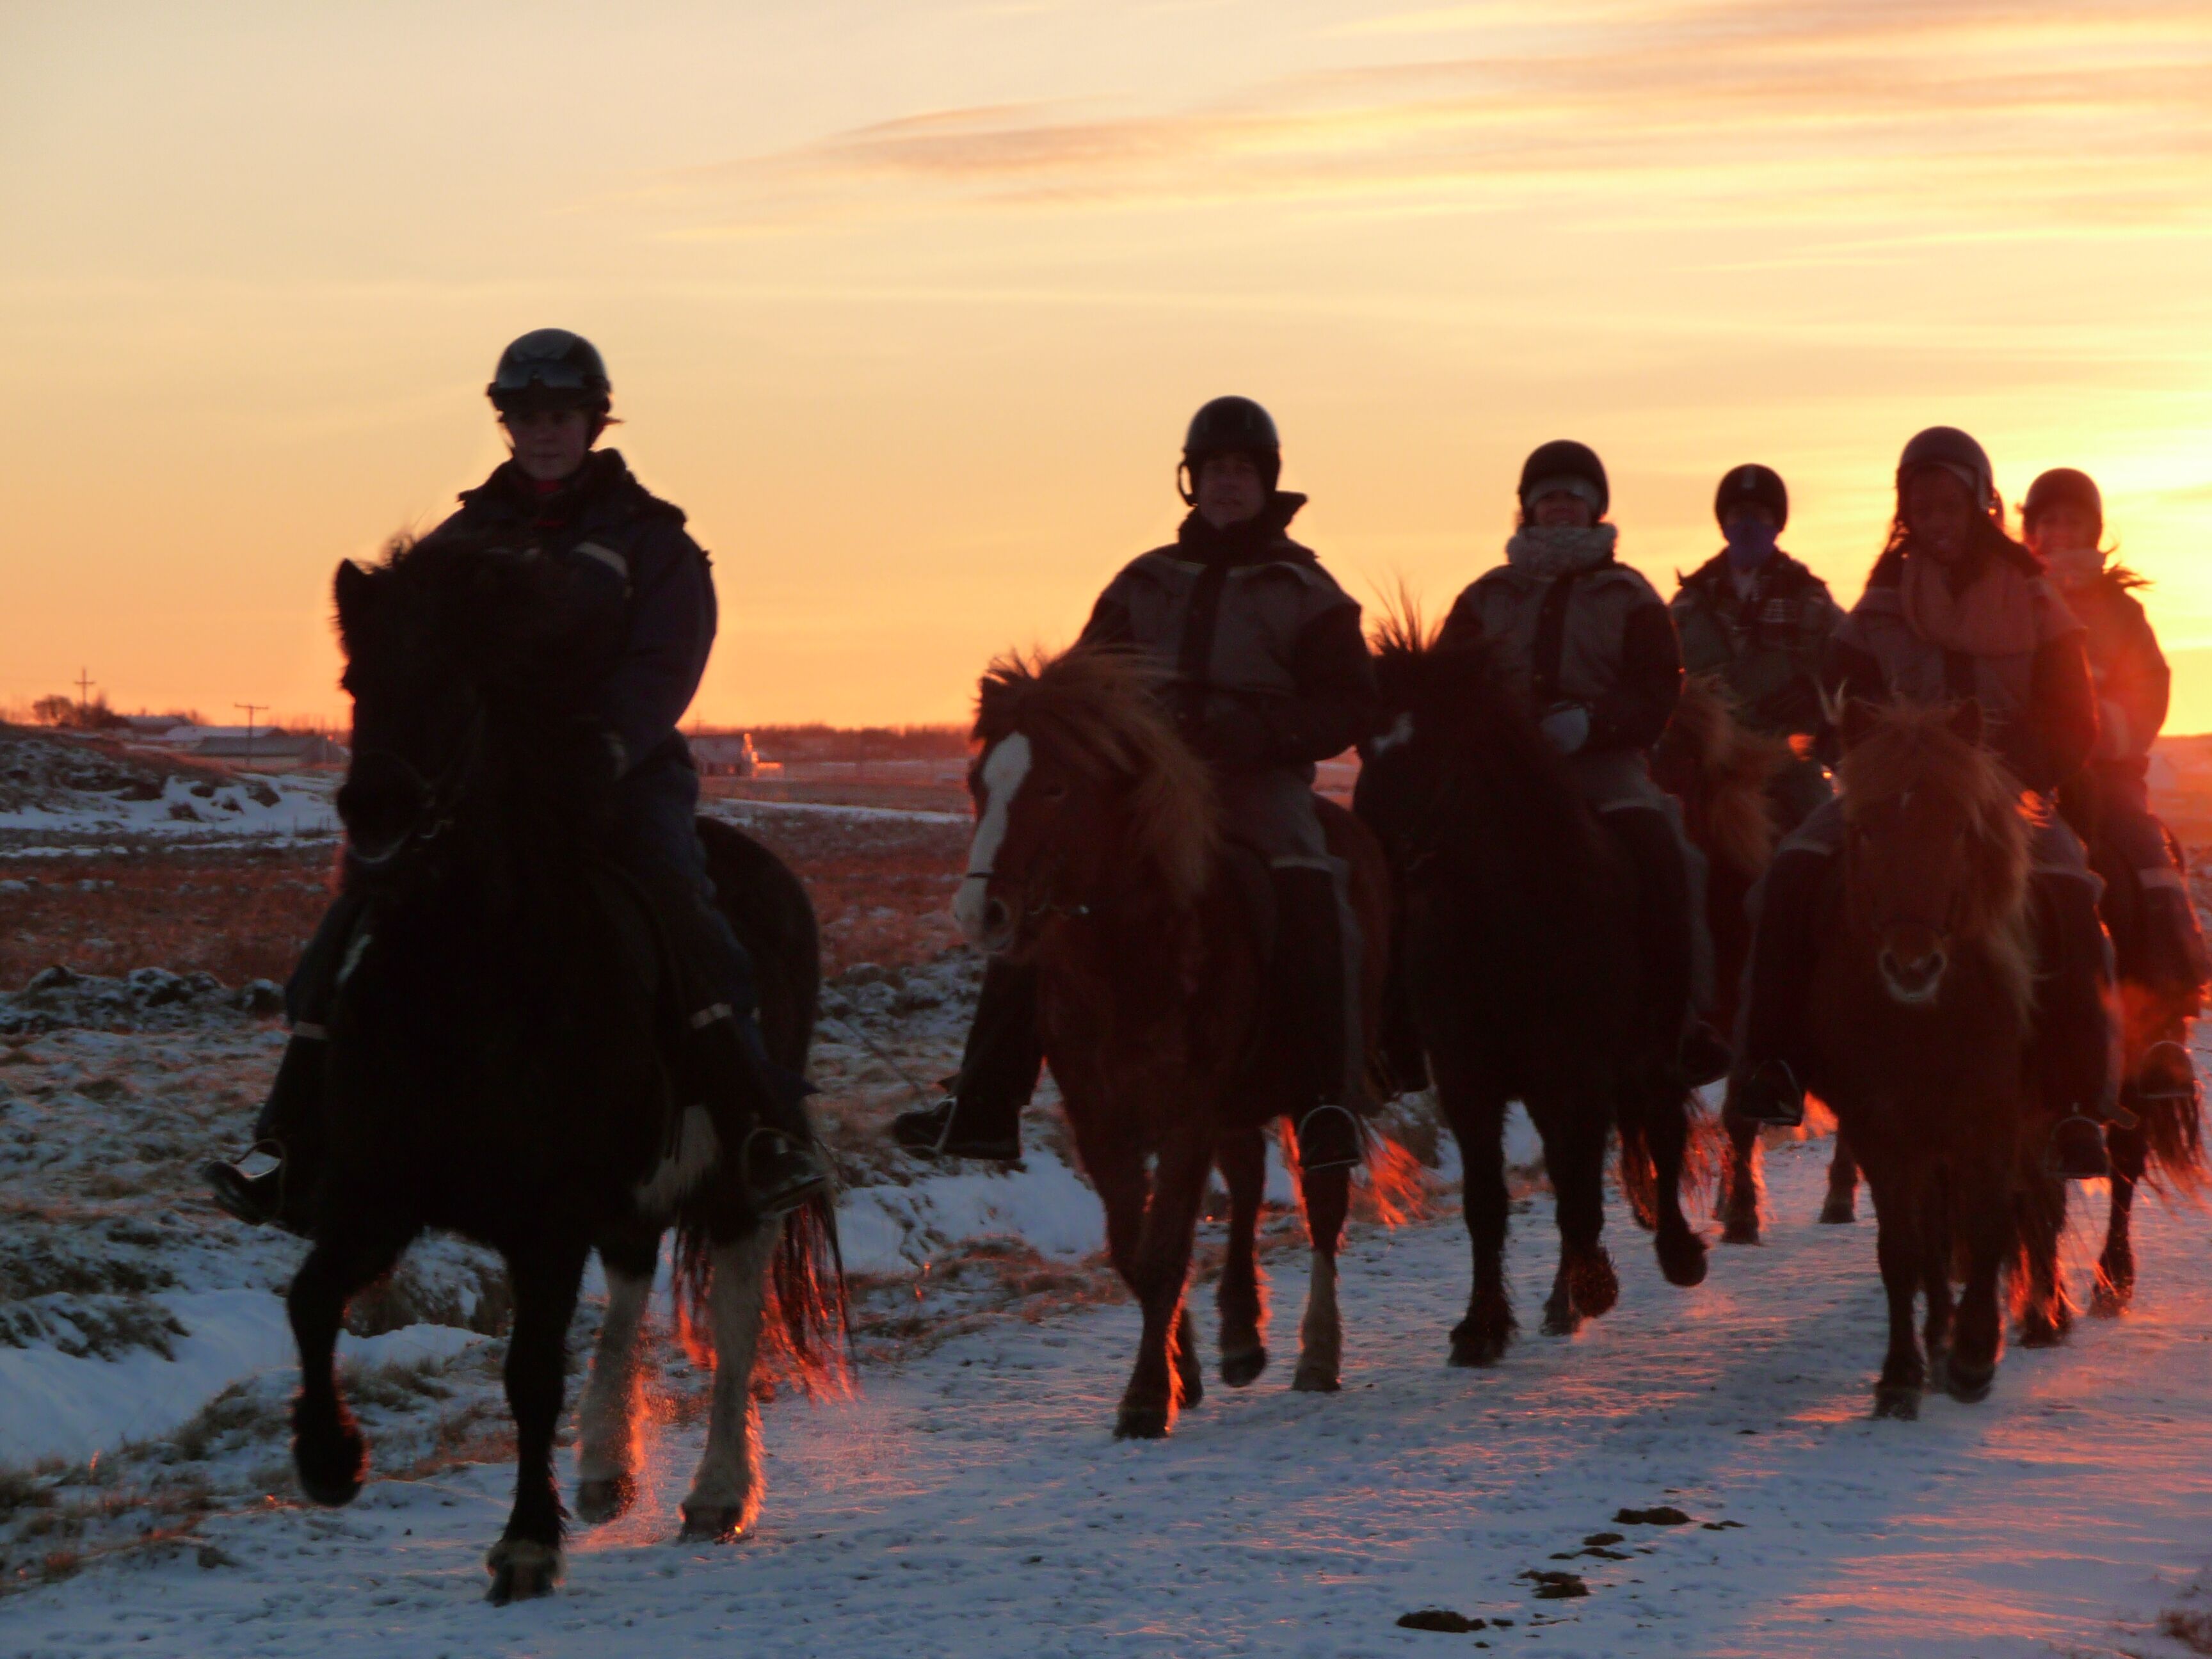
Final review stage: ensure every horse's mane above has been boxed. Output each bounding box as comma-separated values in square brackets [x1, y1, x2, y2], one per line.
[1838, 701, 2035, 1022]
[1657, 676, 1787, 881]
[338, 530, 594, 697]
[974, 645, 1219, 908]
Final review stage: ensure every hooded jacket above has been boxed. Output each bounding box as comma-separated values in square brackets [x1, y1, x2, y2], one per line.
[1080, 493, 1376, 780]
[2057, 570, 2167, 776]
[1670, 550, 1842, 738]
[424, 449, 714, 777]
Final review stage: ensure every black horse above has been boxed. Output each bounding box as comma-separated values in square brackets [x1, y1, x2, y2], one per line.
[1356, 617, 1707, 1365]
[288, 534, 840, 1603]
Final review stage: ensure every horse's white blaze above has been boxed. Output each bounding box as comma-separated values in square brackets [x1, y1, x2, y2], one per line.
[681, 1222, 779, 1536]
[577, 1264, 653, 1487]
[634, 1103, 719, 1214]
[954, 733, 1032, 945]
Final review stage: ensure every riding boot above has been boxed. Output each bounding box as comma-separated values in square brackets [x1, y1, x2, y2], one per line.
[1723, 846, 1830, 1128]
[685, 1008, 831, 1217]
[892, 959, 1041, 1162]
[1272, 864, 1363, 1172]
[202, 1030, 328, 1235]
[2032, 873, 2120, 1180]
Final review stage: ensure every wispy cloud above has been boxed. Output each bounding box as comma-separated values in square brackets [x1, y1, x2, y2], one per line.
[651, 0, 2212, 234]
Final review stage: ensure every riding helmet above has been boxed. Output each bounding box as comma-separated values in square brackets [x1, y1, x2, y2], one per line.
[1896, 426, 1994, 513]
[1714, 463, 1788, 531]
[2023, 467, 2103, 540]
[487, 329, 611, 415]
[1182, 396, 1282, 494]
[1518, 439, 1609, 518]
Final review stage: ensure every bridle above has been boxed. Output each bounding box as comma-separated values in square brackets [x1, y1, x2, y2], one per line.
[345, 696, 486, 870]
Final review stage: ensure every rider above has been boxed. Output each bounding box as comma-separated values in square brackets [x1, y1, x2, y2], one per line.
[891, 396, 1380, 1170]
[1438, 439, 1732, 1089]
[2024, 466, 2207, 1096]
[1726, 427, 2117, 1178]
[1669, 463, 1843, 832]
[204, 328, 830, 1231]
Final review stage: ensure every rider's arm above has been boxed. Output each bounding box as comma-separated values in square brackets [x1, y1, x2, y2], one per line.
[2101, 594, 2169, 760]
[594, 522, 716, 776]
[1585, 600, 1681, 753]
[2018, 632, 2099, 792]
[1077, 588, 1137, 651]
[1270, 603, 1381, 764]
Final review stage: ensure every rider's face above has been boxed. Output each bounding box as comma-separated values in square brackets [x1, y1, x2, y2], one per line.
[2025, 503, 2098, 558]
[1903, 470, 1979, 565]
[501, 405, 595, 483]
[1530, 490, 1595, 530]
[1196, 453, 1267, 529]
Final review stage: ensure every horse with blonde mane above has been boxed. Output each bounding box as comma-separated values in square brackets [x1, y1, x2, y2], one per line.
[1809, 699, 2065, 1415]
[953, 645, 1392, 1438]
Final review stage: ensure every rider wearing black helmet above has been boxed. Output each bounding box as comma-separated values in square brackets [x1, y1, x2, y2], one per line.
[892, 396, 1380, 1170]
[205, 328, 830, 1231]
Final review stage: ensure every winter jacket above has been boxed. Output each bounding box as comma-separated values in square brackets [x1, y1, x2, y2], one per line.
[1438, 535, 1682, 803]
[1828, 542, 2096, 795]
[1080, 493, 1377, 781]
[2058, 571, 2168, 778]
[1670, 551, 1843, 739]
[425, 450, 714, 778]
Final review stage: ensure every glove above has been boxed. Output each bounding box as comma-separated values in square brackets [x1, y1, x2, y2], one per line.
[1538, 702, 1592, 756]
[1192, 699, 1278, 769]
[552, 716, 627, 792]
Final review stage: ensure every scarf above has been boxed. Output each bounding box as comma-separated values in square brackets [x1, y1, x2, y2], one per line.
[1505, 523, 1618, 580]
[1898, 547, 2043, 657]
[2042, 543, 2106, 590]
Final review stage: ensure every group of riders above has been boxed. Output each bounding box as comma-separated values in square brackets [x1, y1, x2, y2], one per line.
[205, 327, 2207, 1235]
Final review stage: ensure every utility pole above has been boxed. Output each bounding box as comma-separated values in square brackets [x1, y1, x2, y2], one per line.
[76, 668, 94, 725]
[236, 703, 266, 766]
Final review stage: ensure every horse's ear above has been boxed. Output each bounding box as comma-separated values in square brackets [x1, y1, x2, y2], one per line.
[333, 561, 375, 653]
[1838, 698, 1879, 753]
[1948, 699, 1985, 748]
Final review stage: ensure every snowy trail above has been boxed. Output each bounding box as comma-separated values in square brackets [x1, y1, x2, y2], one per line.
[10, 1139, 2211, 1658]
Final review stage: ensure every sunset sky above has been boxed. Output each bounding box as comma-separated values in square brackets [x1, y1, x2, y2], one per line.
[4, 0, 2209, 729]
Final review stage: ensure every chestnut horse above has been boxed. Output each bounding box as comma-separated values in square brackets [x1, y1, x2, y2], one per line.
[1807, 700, 2063, 1416]
[1359, 620, 1707, 1368]
[954, 646, 1391, 1438]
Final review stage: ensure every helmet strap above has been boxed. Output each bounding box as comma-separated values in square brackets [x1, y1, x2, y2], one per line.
[1176, 460, 1196, 507]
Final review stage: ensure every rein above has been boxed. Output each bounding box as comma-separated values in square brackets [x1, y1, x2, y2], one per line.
[347, 698, 486, 870]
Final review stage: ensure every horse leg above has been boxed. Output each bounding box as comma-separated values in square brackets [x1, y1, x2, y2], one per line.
[2094, 1119, 2147, 1315]
[1293, 1158, 1351, 1393]
[575, 1226, 660, 1525]
[1640, 1078, 1710, 1288]
[485, 1235, 590, 1605]
[1116, 1130, 1211, 1441]
[1820, 1130, 1861, 1224]
[287, 1215, 419, 1507]
[1944, 1161, 2012, 1403]
[1545, 1094, 1617, 1335]
[679, 1219, 781, 1541]
[2016, 1170, 2071, 1350]
[1719, 1116, 1763, 1246]
[1919, 1226, 1955, 1395]
[1617, 1115, 1659, 1233]
[1441, 1071, 1515, 1366]
[1214, 1128, 1269, 1387]
[1865, 1163, 1926, 1418]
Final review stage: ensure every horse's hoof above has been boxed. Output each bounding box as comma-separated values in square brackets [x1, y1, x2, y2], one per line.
[2089, 1276, 2131, 1318]
[1114, 1404, 1171, 1440]
[1219, 1347, 1268, 1388]
[1174, 1359, 1205, 1411]
[573, 1475, 636, 1526]
[1569, 1251, 1619, 1318]
[1720, 1219, 1762, 1247]
[678, 1504, 753, 1543]
[292, 1425, 366, 1508]
[1442, 1336, 1512, 1371]
[1871, 1387, 1919, 1421]
[1291, 1361, 1341, 1394]
[1657, 1231, 1708, 1289]
[1944, 1363, 1994, 1404]
[1541, 1300, 1581, 1338]
[1818, 1198, 1856, 1225]
[2019, 1315, 2070, 1350]
[485, 1539, 563, 1605]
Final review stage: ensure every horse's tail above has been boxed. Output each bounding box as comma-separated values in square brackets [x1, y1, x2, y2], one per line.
[672, 1191, 852, 1399]
[2135, 1084, 2209, 1196]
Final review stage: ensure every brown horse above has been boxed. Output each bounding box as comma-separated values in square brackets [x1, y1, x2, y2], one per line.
[1807, 700, 2061, 1416]
[1651, 674, 1791, 1244]
[954, 645, 1391, 1438]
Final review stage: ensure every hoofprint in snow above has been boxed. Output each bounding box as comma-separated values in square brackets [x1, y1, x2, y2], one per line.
[6, 1138, 2212, 1658]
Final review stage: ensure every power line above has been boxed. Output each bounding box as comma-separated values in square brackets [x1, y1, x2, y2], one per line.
[236, 703, 266, 765]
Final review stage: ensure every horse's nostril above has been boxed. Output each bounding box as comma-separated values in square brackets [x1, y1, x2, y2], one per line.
[983, 897, 1010, 936]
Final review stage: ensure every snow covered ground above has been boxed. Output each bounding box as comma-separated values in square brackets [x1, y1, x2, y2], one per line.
[5, 1136, 2209, 1656]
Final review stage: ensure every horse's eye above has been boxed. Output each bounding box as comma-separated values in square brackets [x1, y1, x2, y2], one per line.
[1040, 780, 1070, 802]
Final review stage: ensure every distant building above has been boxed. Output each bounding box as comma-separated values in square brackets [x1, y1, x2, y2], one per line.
[690, 733, 772, 777]
[166, 727, 349, 767]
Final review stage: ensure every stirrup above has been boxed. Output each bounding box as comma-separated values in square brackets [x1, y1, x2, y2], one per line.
[1724, 1061, 1804, 1128]
[739, 1126, 831, 1218]
[1294, 1103, 1364, 1173]
[2046, 1113, 2110, 1181]
[202, 1141, 290, 1228]
[2133, 1040, 2199, 1105]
